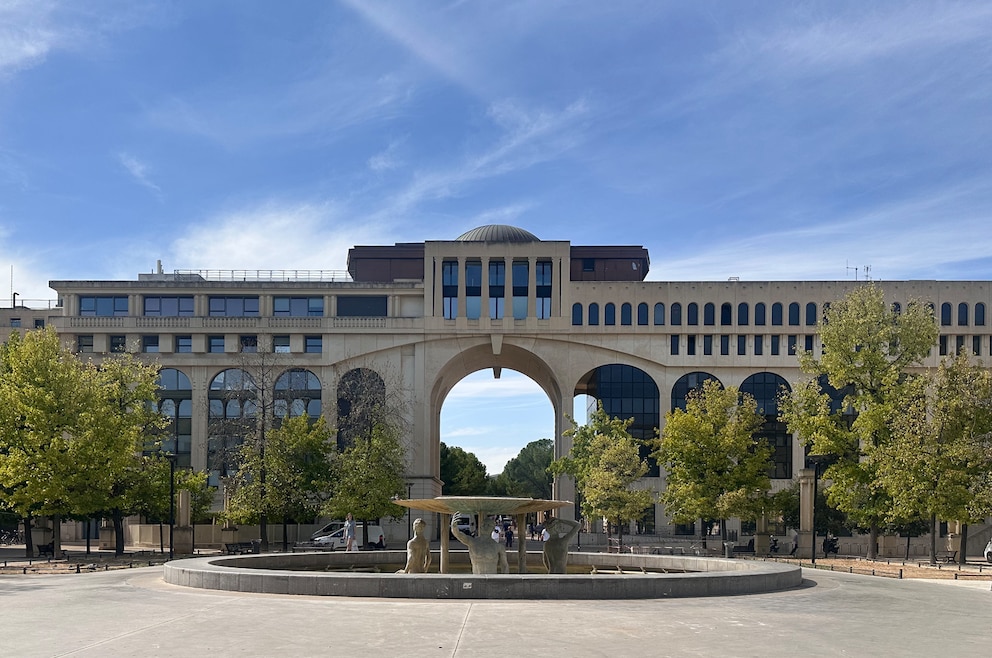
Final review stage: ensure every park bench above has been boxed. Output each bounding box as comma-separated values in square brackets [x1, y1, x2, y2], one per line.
[37, 542, 55, 558]
[224, 540, 260, 555]
[936, 549, 957, 563]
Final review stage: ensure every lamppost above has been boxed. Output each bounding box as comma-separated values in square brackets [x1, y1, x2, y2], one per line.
[806, 455, 829, 565]
[166, 453, 176, 560]
[406, 482, 414, 539]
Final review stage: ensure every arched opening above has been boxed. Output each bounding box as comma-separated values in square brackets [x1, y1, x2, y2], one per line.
[207, 368, 256, 486]
[155, 368, 192, 469]
[740, 372, 792, 479]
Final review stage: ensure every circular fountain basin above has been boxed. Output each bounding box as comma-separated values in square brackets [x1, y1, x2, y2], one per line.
[163, 550, 801, 599]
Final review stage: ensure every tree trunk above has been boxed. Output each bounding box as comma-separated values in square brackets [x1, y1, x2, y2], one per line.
[868, 524, 879, 560]
[929, 513, 937, 566]
[905, 534, 911, 561]
[113, 509, 126, 556]
[617, 518, 624, 552]
[158, 520, 164, 554]
[23, 515, 33, 559]
[282, 515, 289, 552]
[958, 523, 968, 566]
[53, 514, 62, 559]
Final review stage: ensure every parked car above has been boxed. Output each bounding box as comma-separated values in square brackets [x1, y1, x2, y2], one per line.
[313, 524, 386, 550]
[451, 512, 476, 537]
[310, 520, 345, 541]
[984, 537, 992, 563]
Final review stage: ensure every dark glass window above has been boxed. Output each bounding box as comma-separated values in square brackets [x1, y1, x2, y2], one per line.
[737, 335, 746, 355]
[9, 317, 20, 327]
[754, 335, 763, 355]
[588, 303, 600, 326]
[143, 296, 194, 317]
[772, 303, 783, 326]
[720, 303, 732, 326]
[305, 336, 322, 353]
[175, 335, 192, 353]
[788, 335, 798, 355]
[582, 258, 595, 272]
[208, 335, 225, 353]
[155, 369, 193, 469]
[805, 335, 814, 352]
[771, 335, 780, 355]
[142, 335, 159, 353]
[741, 372, 793, 479]
[687, 335, 696, 355]
[805, 302, 817, 326]
[704, 303, 715, 326]
[976, 303, 986, 326]
[892, 302, 902, 314]
[738, 303, 749, 326]
[958, 303, 969, 326]
[653, 303, 665, 325]
[671, 372, 720, 411]
[670, 335, 679, 355]
[939, 335, 947, 356]
[621, 303, 632, 326]
[572, 303, 583, 326]
[588, 364, 661, 476]
[465, 261, 482, 319]
[240, 335, 257, 353]
[442, 260, 458, 319]
[535, 261, 552, 319]
[956, 335, 965, 354]
[755, 303, 766, 325]
[940, 303, 951, 326]
[337, 296, 387, 317]
[110, 335, 127, 353]
[687, 303, 698, 325]
[274, 296, 324, 317]
[788, 302, 800, 326]
[720, 335, 729, 355]
[703, 335, 713, 355]
[489, 260, 505, 320]
[974, 336, 981, 356]
[273, 335, 290, 353]
[209, 296, 259, 317]
[512, 261, 528, 320]
[671, 303, 682, 326]
[80, 296, 129, 317]
[604, 303, 616, 326]
[77, 335, 94, 352]
[637, 303, 648, 326]
[34, 318, 44, 328]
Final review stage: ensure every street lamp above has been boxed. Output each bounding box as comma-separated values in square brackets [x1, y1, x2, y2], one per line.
[805, 455, 830, 565]
[166, 453, 176, 560]
[406, 482, 414, 539]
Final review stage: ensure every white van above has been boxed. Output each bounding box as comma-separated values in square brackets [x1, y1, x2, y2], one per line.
[313, 524, 386, 550]
[452, 512, 476, 537]
[310, 520, 345, 540]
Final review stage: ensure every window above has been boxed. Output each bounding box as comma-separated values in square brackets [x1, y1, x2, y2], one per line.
[536, 261, 552, 319]
[588, 303, 600, 326]
[974, 336, 981, 356]
[687, 335, 696, 355]
[738, 335, 746, 356]
[787, 335, 797, 355]
[34, 318, 45, 329]
[892, 302, 902, 314]
[175, 335, 192, 353]
[771, 335, 780, 355]
[143, 296, 194, 317]
[703, 335, 713, 355]
[80, 296, 128, 317]
[956, 335, 965, 354]
[209, 296, 259, 317]
[582, 258, 595, 272]
[305, 336, 322, 353]
[273, 335, 290, 353]
[77, 335, 94, 353]
[653, 303, 665, 325]
[939, 335, 948, 355]
[240, 335, 257, 353]
[805, 335, 814, 353]
[754, 303, 766, 326]
[604, 303, 616, 326]
[670, 335, 679, 355]
[572, 303, 583, 326]
[958, 303, 969, 326]
[720, 303, 731, 326]
[208, 335, 225, 353]
[512, 261, 528, 319]
[142, 335, 159, 353]
[273, 296, 324, 317]
[940, 303, 951, 326]
[720, 335, 729, 356]
[704, 303, 715, 325]
[9, 317, 20, 327]
[442, 261, 458, 319]
[754, 335, 763, 355]
[738, 303, 749, 326]
[110, 335, 127, 352]
[788, 303, 800, 326]
[772, 303, 783, 326]
[488, 260, 505, 319]
[671, 303, 682, 326]
[687, 303, 698, 325]
[620, 303, 632, 326]
[337, 296, 387, 317]
[637, 303, 648, 326]
[977, 303, 986, 326]
[806, 302, 818, 326]
[465, 261, 482, 319]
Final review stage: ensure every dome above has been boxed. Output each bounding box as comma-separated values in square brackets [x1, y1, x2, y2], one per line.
[455, 224, 540, 243]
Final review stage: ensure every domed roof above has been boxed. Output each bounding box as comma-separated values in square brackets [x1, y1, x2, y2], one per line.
[456, 224, 540, 243]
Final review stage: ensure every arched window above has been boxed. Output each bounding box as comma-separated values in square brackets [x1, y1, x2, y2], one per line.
[754, 302, 766, 325]
[771, 303, 783, 326]
[741, 372, 793, 479]
[621, 303, 632, 326]
[687, 303, 698, 325]
[805, 302, 817, 326]
[589, 303, 600, 326]
[654, 303, 665, 325]
[671, 303, 682, 326]
[275, 368, 322, 419]
[572, 303, 583, 326]
[788, 302, 800, 326]
[976, 303, 986, 326]
[704, 303, 715, 326]
[738, 303, 749, 326]
[637, 302, 649, 326]
[720, 303, 732, 326]
[670, 371, 721, 411]
[941, 302, 952, 326]
[337, 368, 386, 450]
[208, 368, 256, 486]
[156, 368, 192, 469]
[604, 303, 616, 326]
[958, 302, 969, 326]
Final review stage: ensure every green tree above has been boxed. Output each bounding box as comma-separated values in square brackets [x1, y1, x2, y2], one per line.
[781, 283, 938, 558]
[552, 403, 654, 549]
[878, 352, 992, 564]
[439, 443, 489, 495]
[498, 439, 553, 499]
[655, 380, 770, 541]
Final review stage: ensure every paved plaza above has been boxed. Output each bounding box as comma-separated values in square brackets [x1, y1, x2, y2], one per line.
[1, 557, 989, 657]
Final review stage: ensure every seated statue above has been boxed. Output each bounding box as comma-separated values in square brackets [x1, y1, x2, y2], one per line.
[542, 517, 581, 574]
[397, 518, 432, 574]
[450, 517, 509, 574]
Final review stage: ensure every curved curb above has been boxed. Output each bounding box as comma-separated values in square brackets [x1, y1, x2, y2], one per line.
[164, 550, 802, 599]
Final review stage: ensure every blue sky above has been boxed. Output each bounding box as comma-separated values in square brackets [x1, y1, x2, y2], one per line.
[2, 1, 991, 472]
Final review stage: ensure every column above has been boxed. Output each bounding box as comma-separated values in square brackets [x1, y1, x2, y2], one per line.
[440, 512, 451, 573]
[798, 467, 815, 559]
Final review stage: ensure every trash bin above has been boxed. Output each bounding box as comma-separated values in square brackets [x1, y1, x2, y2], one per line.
[724, 541, 735, 558]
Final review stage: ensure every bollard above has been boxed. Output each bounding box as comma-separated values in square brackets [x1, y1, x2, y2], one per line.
[76, 564, 80, 573]
[898, 569, 902, 579]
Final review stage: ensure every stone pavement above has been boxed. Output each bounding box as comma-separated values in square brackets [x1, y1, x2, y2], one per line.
[0, 557, 989, 658]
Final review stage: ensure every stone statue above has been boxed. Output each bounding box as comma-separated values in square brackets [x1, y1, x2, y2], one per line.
[542, 517, 581, 574]
[397, 518, 432, 574]
[450, 517, 509, 574]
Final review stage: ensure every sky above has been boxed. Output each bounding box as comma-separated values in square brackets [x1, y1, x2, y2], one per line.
[2, 1, 991, 472]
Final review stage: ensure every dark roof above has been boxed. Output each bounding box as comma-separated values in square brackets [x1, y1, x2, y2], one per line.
[456, 224, 540, 243]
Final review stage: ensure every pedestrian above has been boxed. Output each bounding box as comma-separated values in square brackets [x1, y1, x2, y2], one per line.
[528, 523, 535, 540]
[344, 513, 356, 552]
[505, 526, 514, 549]
[491, 525, 501, 543]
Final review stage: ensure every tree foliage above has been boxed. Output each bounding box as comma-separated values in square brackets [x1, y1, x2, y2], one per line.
[498, 438, 553, 499]
[439, 443, 489, 495]
[655, 380, 770, 530]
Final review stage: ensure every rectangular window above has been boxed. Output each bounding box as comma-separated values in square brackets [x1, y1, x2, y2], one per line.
[956, 335, 965, 354]
[9, 317, 20, 327]
[175, 335, 192, 353]
[703, 335, 713, 355]
[939, 335, 947, 356]
[582, 258, 595, 272]
[687, 335, 696, 356]
[670, 335, 679, 355]
[536, 261, 552, 319]
[738, 335, 746, 355]
[489, 260, 505, 319]
[337, 296, 387, 317]
[771, 335, 780, 356]
[110, 335, 127, 352]
[465, 261, 482, 319]
[442, 260, 458, 319]
[77, 335, 94, 353]
[142, 335, 159, 353]
[305, 336, 322, 353]
[512, 261, 528, 319]
[240, 335, 258, 353]
[80, 296, 129, 317]
[720, 335, 729, 356]
[787, 335, 798, 355]
[34, 318, 45, 328]
[143, 296, 194, 317]
[208, 335, 225, 353]
[973, 335, 981, 356]
[805, 335, 814, 353]
[273, 296, 324, 317]
[273, 335, 290, 353]
[208, 296, 259, 317]
[754, 335, 763, 355]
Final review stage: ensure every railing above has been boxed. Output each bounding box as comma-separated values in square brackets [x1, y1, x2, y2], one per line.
[173, 269, 353, 282]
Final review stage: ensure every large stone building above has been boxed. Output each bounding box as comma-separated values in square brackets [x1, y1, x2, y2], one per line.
[5, 224, 991, 548]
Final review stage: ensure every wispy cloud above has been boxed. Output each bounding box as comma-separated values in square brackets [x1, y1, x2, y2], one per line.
[117, 152, 162, 198]
[368, 139, 404, 173]
[0, 0, 59, 78]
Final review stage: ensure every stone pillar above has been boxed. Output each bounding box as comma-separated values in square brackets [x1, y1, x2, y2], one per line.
[440, 513, 450, 574]
[798, 468, 816, 559]
[516, 513, 527, 574]
[754, 514, 770, 555]
[173, 489, 194, 555]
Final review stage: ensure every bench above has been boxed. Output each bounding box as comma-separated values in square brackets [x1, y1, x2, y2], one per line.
[936, 550, 957, 563]
[224, 541, 260, 555]
[37, 541, 55, 558]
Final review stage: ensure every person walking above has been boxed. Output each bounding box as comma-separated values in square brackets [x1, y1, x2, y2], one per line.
[344, 513, 356, 552]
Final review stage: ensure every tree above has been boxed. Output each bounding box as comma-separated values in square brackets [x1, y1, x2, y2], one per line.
[551, 403, 654, 549]
[878, 352, 992, 564]
[498, 439, 553, 500]
[439, 443, 489, 495]
[655, 379, 771, 541]
[781, 283, 938, 558]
